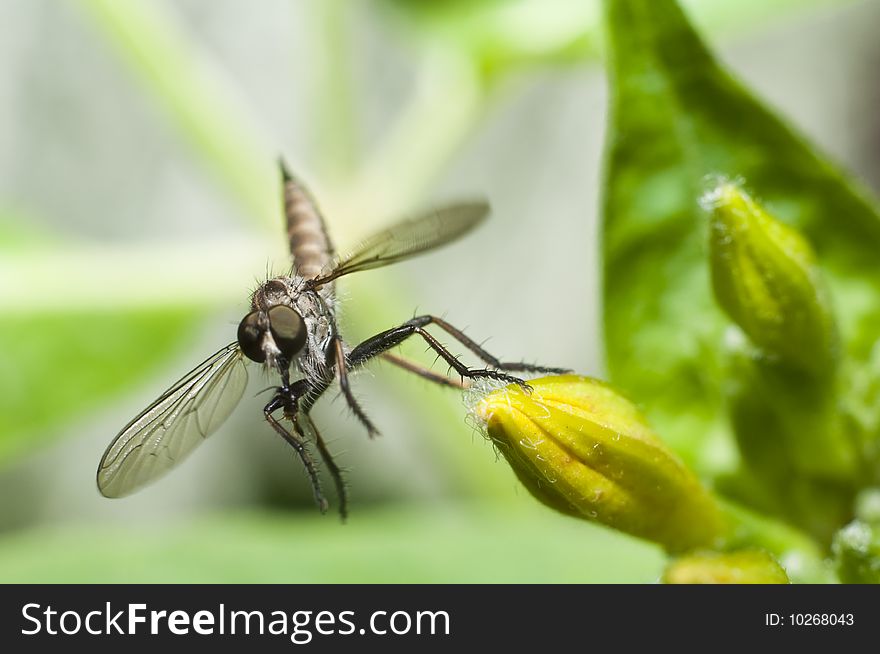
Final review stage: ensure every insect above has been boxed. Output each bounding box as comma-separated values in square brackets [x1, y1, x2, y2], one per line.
[97, 161, 565, 518]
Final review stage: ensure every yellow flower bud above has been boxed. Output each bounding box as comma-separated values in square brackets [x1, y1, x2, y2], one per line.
[663, 549, 789, 584]
[474, 375, 724, 553]
[704, 182, 837, 374]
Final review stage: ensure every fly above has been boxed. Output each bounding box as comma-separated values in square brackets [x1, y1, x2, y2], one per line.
[97, 161, 565, 518]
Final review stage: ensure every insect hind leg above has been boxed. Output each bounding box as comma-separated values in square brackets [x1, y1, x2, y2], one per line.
[380, 352, 467, 389]
[417, 315, 570, 375]
[348, 316, 534, 388]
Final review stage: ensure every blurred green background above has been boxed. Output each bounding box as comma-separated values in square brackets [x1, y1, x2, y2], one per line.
[0, 0, 878, 582]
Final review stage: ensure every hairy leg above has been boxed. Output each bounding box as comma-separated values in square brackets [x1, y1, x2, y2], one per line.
[349, 317, 532, 388]
[264, 392, 328, 514]
[379, 352, 467, 389]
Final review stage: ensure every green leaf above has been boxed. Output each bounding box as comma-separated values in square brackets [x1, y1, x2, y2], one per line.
[600, 0, 880, 473]
[0, 212, 206, 464]
[0, 505, 663, 582]
[0, 308, 200, 464]
[76, 0, 278, 232]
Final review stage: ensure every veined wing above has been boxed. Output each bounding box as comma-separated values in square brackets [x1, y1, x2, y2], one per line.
[97, 342, 248, 498]
[309, 200, 489, 286]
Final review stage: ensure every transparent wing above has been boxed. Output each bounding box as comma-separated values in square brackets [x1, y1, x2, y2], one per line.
[97, 342, 248, 498]
[309, 200, 489, 286]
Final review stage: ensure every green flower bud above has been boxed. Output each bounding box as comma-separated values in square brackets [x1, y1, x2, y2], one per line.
[704, 182, 837, 375]
[663, 549, 789, 584]
[474, 375, 724, 553]
[728, 345, 857, 495]
[832, 520, 880, 584]
[724, 353, 857, 545]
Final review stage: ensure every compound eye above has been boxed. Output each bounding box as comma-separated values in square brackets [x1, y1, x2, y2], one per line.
[237, 311, 266, 363]
[268, 305, 307, 360]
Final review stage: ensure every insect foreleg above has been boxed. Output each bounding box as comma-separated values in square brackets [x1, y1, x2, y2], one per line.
[263, 391, 328, 514]
[275, 378, 349, 519]
[296, 411, 350, 521]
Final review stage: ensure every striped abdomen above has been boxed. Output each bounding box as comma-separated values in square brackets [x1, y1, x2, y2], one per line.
[281, 163, 335, 280]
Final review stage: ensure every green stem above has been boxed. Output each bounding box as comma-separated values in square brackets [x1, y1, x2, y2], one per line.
[0, 238, 272, 313]
[336, 51, 485, 224]
[76, 0, 278, 231]
[309, 0, 358, 182]
[717, 499, 833, 583]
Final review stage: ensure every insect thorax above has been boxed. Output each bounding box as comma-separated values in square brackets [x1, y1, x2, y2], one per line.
[251, 276, 336, 374]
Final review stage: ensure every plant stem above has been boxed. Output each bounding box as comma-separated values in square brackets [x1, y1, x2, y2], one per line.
[717, 499, 833, 583]
[0, 238, 271, 313]
[76, 0, 278, 231]
[335, 51, 485, 225]
[309, 0, 358, 183]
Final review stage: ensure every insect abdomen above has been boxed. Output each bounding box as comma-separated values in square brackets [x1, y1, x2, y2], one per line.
[281, 163, 334, 280]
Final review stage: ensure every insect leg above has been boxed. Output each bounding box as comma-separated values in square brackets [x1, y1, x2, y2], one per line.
[410, 315, 569, 374]
[264, 392, 329, 514]
[348, 320, 529, 387]
[287, 378, 350, 519]
[332, 336, 380, 438]
[296, 411, 350, 521]
[379, 352, 467, 389]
